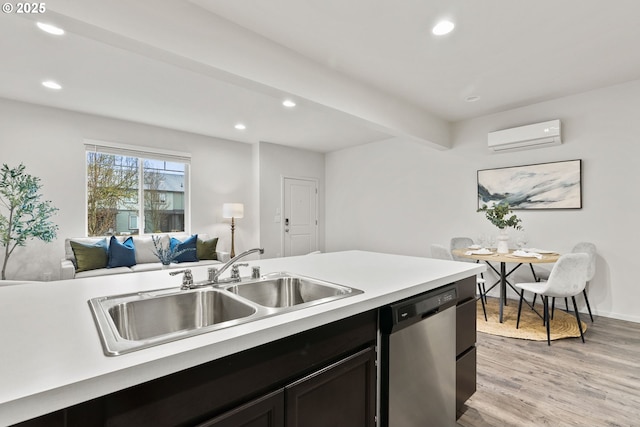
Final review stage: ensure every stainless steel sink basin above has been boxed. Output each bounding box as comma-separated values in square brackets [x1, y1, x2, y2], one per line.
[89, 272, 363, 356]
[222, 272, 362, 309]
[89, 288, 258, 355]
[108, 289, 257, 340]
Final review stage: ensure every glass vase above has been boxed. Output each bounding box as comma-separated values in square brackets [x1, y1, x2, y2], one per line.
[496, 229, 510, 254]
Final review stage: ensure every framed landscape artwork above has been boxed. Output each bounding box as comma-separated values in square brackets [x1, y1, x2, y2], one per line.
[477, 159, 582, 210]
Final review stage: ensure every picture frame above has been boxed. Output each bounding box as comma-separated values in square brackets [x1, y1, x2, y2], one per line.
[477, 159, 582, 210]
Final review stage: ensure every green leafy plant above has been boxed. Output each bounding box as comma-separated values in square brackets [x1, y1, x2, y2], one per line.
[477, 202, 522, 230]
[0, 163, 59, 280]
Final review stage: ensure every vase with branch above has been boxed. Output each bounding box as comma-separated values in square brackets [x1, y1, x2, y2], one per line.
[151, 235, 194, 267]
[477, 202, 522, 253]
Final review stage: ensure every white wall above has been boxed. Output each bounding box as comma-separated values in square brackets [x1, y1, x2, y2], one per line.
[258, 141, 325, 259]
[0, 98, 256, 281]
[326, 80, 640, 322]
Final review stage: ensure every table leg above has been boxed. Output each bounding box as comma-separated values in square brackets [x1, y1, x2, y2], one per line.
[500, 262, 506, 323]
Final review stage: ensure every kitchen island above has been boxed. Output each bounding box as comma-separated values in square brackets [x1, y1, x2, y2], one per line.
[0, 250, 484, 426]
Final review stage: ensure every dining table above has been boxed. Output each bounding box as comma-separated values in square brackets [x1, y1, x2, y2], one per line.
[452, 248, 560, 323]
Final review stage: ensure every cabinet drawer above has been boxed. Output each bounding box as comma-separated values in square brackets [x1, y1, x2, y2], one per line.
[456, 276, 476, 301]
[456, 297, 477, 356]
[456, 346, 477, 415]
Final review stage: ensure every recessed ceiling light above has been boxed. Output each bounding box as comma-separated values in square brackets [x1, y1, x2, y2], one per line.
[282, 99, 296, 108]
[234, 123, 246, 130]
[432, 20, 455, 36]
[36, 22, 65, 35]
[42, 80, 62, 90]
[465, 95, 480, 102]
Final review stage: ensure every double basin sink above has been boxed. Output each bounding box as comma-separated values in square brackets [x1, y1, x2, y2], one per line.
[89, 272, 363, 356]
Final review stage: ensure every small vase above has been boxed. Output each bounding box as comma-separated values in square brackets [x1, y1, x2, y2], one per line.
[161, 262, 171, 269]
[496, 229, 510, 254]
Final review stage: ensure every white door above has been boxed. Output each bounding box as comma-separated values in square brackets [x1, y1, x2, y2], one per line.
[283, 177, 318, 256]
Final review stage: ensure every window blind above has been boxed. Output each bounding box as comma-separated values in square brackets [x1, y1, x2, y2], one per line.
[84, 139, 191, 164]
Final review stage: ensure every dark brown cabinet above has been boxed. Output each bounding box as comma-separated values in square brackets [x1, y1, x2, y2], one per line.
[286, 347, 376, 427]
[456, 275, 478, 417]
[198, 346, 376, 427]
[196, 389, 285, 427]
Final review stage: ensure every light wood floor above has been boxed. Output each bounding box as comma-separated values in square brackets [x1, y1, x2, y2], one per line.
[457, 313, 640, 427]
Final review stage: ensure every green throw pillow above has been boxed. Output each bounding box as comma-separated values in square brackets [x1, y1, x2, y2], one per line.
[197, 237, 218, 260]
[70, 239, 108, 272]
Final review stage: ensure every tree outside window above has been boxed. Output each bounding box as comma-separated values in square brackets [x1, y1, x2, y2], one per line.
[86, 152, 187, 236]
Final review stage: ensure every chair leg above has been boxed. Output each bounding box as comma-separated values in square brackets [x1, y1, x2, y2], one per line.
[551, 297, 555, 319]
[571, 296, 586, 343]
[544, 296, 551, 346]
[476, 260, 487, 303]
[516, 290, 525, 329]
[532, 293, 537, 306]
[583, 288, 594, 322]
[478, 283, 487, 321]
[565, 297, 569, 312]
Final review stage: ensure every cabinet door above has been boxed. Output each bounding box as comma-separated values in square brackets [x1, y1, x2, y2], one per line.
[285, 346, 376, 427]
[196, 389, 284, 427]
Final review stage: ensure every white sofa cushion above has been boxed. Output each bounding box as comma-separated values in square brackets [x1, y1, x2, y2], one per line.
[130, 263, 164, 273]
[75, 266, 132, 279]
[132, 235, 167, 264]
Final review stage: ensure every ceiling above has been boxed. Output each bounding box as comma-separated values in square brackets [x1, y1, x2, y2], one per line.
[2, 0, 640, 152]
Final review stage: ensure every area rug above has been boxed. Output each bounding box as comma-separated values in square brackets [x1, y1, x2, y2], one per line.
[477, 297, 587, 341]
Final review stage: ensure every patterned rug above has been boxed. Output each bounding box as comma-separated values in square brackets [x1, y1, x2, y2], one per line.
[477, 297, 587, 341]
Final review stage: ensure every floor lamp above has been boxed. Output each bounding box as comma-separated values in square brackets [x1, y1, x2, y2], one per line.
[222, 203, 244, 258]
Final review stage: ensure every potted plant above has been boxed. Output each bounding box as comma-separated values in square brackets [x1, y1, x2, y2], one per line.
[0, 163, 59, 280]
[477, 202, 522, 253]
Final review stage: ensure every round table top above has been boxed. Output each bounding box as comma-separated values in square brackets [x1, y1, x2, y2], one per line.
[451, 248, 560, 264]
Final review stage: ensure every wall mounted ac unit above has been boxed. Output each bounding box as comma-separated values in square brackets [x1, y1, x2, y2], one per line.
[488, 119, 562, 152]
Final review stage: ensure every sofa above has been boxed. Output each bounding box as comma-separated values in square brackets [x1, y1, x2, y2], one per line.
[60, 233, 229, 280]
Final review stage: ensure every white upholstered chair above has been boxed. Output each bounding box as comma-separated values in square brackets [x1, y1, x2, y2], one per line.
[515, 253, 590, 345]
[535, 242, 596, 322]
[450, 237, 475, 262]
[430, 243, 487, 321]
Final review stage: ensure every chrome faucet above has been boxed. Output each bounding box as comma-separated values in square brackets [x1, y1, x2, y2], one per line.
[209, 248, 264, 284]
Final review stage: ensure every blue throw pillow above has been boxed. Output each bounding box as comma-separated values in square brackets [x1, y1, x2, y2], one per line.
[170, 234, 198, 263]
[108, 236, 136, 268]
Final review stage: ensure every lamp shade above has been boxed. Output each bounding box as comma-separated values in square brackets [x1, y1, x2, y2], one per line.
[222, 203, 244, 219]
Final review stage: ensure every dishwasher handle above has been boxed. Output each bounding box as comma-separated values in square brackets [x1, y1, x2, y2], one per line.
[421, 308, 440, 320]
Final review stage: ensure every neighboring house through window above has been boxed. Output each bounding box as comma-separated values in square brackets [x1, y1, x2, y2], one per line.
[84, 140, 191, 237]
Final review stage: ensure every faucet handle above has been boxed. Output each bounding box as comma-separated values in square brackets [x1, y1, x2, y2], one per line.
[169, 269, 193, 289]
[231, 263, 249, 279]
[207, 267, 218, 282]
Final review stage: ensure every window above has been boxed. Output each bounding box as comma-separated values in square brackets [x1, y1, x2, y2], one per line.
[85, 141, 190, 236]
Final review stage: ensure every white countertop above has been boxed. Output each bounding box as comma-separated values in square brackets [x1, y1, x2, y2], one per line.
[0, 250, 484, 426]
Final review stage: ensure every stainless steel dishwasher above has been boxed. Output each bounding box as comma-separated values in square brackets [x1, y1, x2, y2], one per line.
[380, 284, 457, 427]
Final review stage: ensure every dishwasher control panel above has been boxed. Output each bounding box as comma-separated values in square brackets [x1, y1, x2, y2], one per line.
[393, 286, 457, 324]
